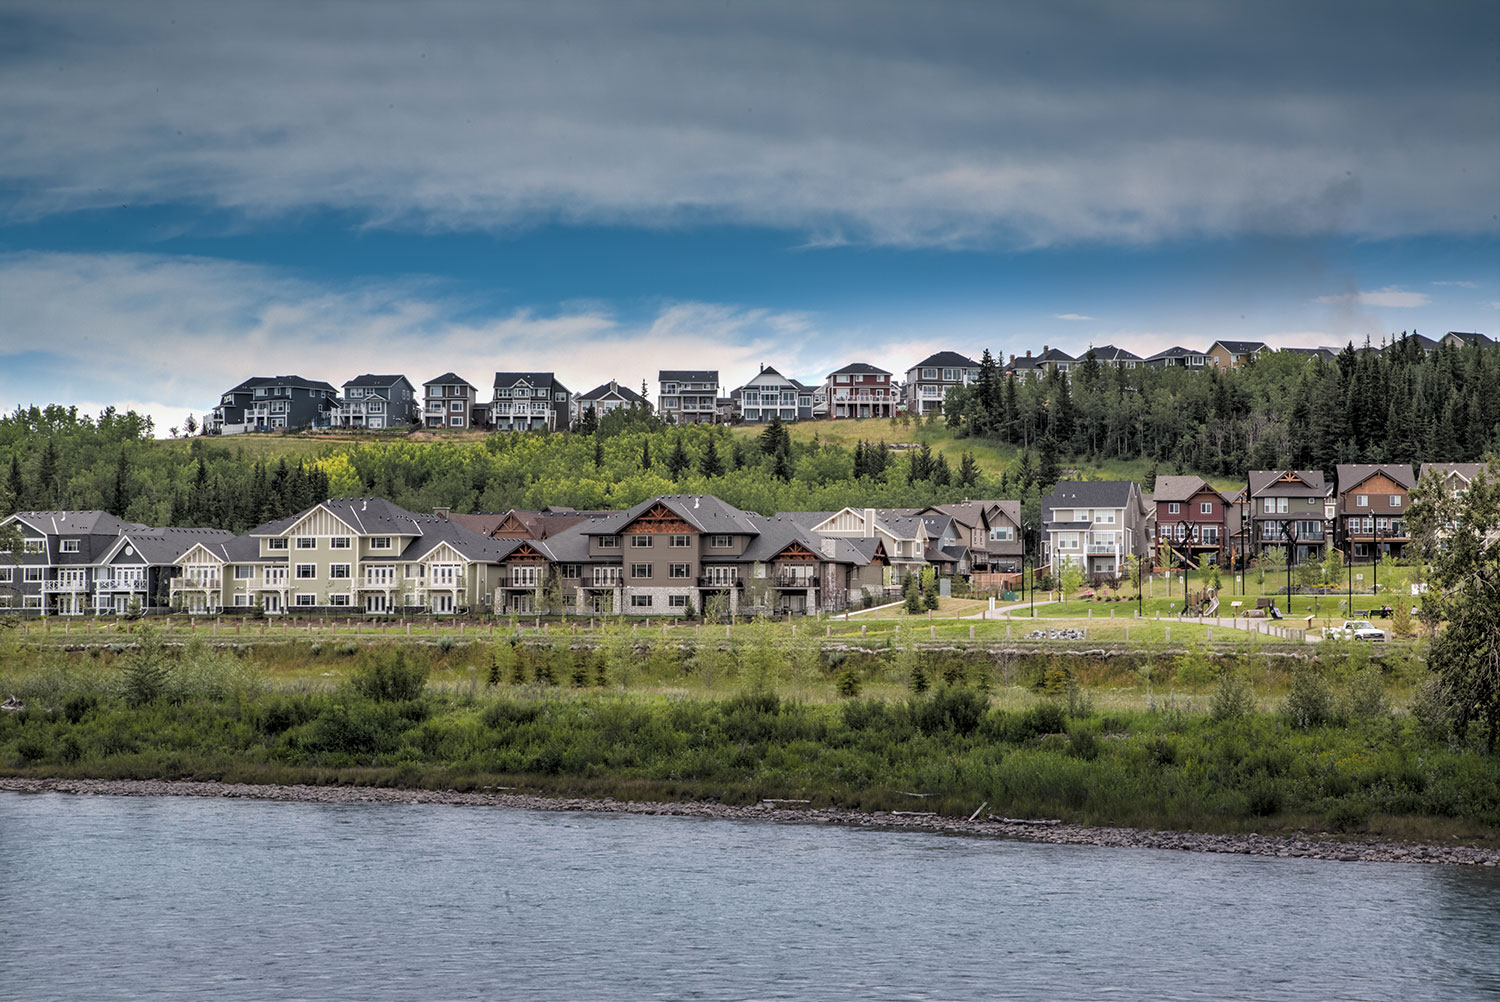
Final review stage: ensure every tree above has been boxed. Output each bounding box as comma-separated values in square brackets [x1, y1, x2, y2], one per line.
[1059, 562, 1085, 610]
[665, 436, 691, 479]
[592, 437, 604, 470]
[578, 405, 599, 436]
[110, 449, 132, 517]
[1410, 470, 1500, 749]
[5, 456, 24, 516]
[698, 437, 725, 478]
[184, 413, 198, 437]
[955, 451, 980, 489]
[759, 415, 789, 457]
[772, 443, 793, 482]
[640, 439, 652, 471]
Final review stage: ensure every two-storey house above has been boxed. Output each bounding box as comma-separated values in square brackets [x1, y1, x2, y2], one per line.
[1150, 476, 1231, 566]
[422, 373, 479, 430]
[326, 375, 417, 430]
[825, 363, 895, 419]
[1144, 347, 1210, 370]
[493, 373, 571, 433]
[1003, 352, 1045, 381]
[925, 500, 1024, 578]
[1418, 462, 1491, 498]
[1247, 470, 1330, 564]
[1207, 341, 1270, 369]
[658, 371, 720, 425]
[731, 366, 804, 424]
[208, 376, 338, 434]
[1088, 345, 1142, 369]
[1035, 347, 1076, 378]
[1441, 331, 1495, 350]
[1041, 481, 1149, 582]
[573, 380, 648, 427]
[1335, 464, 1418, 562]
[904, 352, 980, 416]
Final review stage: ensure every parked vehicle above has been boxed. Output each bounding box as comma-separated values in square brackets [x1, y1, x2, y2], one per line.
[1325, 620, 1386, 641]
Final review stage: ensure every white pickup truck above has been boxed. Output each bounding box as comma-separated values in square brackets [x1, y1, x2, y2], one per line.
[1324, 620, 1386, 642]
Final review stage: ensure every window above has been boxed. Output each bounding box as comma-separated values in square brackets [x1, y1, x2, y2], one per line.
[451, 401, 463, 412]
[668, 534, 690, 548]
[631, 563, 652, 579]
[669, 595, 689, 609]
[295, 594, 316, 607]
[1356, 495, 1368, 507]
[711, 535, 732, 548]
[597, 535, 619, 549]
[296, 537, 316, 549]
[295, 564, 316, 579]
[370, 537, 391, 549]
[450, 417, 463, 426]
[1200, 502, 1213, 515]
[942, 368, 958, 381]
[921, 368, 937, 379]
[23, 539, 43, 554]
[406, 564, 424, 579]
[0, 568, 10, 582]
[1094, 512, 1116, 524]
[1391, 495, 1402, 507]
[1168, 503, 1180, 514]
[562, 564, 579, 579]
[1263, 499, 1275, 514]
[329, 594, 350, 607]
[330, 537, 351, 549]
[1277, 498, 1289, 514]
[669, 563, 691, 578]
[631, 535, 654, 548]
[329, 564, 351, 579]
[60, 539, 79, 553]
[25, 567, 43, 582]
[267, 538, 288, 550]
[630, 594, 652, 608]
[989, 527, 1013, 541]
[234, 565, 254, 579]
[233, 594, 250, 607]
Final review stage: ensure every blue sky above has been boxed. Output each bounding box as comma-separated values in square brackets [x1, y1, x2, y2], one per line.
[1, 1, 1496, 434]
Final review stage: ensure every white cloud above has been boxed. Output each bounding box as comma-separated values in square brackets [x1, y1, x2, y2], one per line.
[1314, 287, 1431, 308]
[0, 2, 1494, 247]
[1054, 313, 1095, 321]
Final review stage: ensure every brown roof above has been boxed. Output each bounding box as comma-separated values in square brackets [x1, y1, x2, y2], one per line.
[1248, 470, 1327, 497]
[1335, 464, 1416, 494]
[1151, 476, 1215, 502]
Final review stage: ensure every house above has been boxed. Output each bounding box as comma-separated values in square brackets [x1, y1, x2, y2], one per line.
[1441, 331, 1495, 350]
[1418, 462, 1491, 498]
[731, 366, 805, 423]
[492, 372, 572, 433]
[1144, 347, 1210, 370]
[1034, 346, 1076, 377]
[325, 375, 417, 431]
[1334, 464, 1417, 563]
[1086, 345, 1142, 369]
[1207, 341, 1270, 369]
[1281, 346, 1339, 363]
[1247, 470, 1330, 564]
[921, 501, 1023, 577]
[573, 380, 648, 427]
[825, 363, 896, 419]
[422, 373, 480, 430]
[207, 376, 338, 434]
[658, 370, 720, 425]
[1150, 476, 1230, 566]
[0, 510, 232, 616]
[1040, 481, 1149, 582]
[1003, 351, 1044, 381]
[904, 351, 980, 416]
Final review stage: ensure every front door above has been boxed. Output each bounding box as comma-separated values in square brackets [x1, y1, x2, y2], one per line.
[433, 594, 454, 615]
[365, 594, 388, 614]
[263, 593, 282, 614]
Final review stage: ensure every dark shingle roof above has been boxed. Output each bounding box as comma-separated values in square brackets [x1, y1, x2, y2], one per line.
[911, 351, 980, 369]
[1336, 464, 1417, 493]
[828, 361, 891, 376]
[1150, 476, 1215, 502]
[1445, 331, 1494, 348]
[659, 370, 719, 382]
[1247, 470, 1327, 496]
[591, 495, 761, 537]
[424, 372, 475, 388]
[1087, 345, 1142, 362]
[1043, 481, 1136, 515]
[577, 382, 647, 405]
[493, 372, 559, 390]
[344, 374, 410, 388]
[1035, 347, 1076, 363]
[1145, 346, 1205, 361]
[1211, 340, 1268, 354]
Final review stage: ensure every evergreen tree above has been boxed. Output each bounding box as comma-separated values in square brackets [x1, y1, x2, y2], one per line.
[592, 437, 604, 470]
[666, 436, 691, 479]
[759, 415, 789, 456]
[730, 439, 747, 471]
[640, 439, 652, 471]
[578, 405, 599, 436]
[931, 452, 951, 487]
[5, 455, 24, 515]
[34, 439, 59, 509]
[956, 452, 980, 489]
[772, 442, 793, 482]
[1036, 436, 1061, 489]
[698, 436, 725, 478]
[110, 449, 132, 517]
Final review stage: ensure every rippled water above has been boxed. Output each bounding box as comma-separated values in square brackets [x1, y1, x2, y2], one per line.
[2, 793, 1498, 1001]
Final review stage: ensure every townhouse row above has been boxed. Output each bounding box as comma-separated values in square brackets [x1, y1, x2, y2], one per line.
[203, 332, 1491, 435]
[1, 496, 1024, 618]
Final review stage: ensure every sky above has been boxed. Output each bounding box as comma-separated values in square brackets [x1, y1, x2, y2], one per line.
[1, 0, 1497, 435]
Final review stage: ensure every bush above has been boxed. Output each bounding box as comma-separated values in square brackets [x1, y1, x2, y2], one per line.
[1210, 669, 1254, 721]
[841, 698, 888, 732]
[1342, 667, 1389, 721]
[1326, 797, 1372, 832]
[910, 688, 986, 735]
[834, 667, 862, 699]
[1283, 664, 1334, 728]
[1245, 780, 1282, 817]
[1068, 726, 1100, 760]
[348, 649, 430, 702]
[1408, 676, 1451, 741]
[118, 632, 170, 706]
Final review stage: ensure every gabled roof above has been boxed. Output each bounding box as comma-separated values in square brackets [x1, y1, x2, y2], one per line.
[1335, 464, 1417, 493]
[1043, 480, 1137, 514]
[1151, 476, 1217, 503]
[577, 381, 647, 405]
[828, 361, 891, 376]
[226, 375, 338, 393]
[250, 498, 426, 538]
[1003, 355, 1043, 371]
[397, 515, 518, 563]
[343, 374, 411, 389]
[5, 510, 136, 536]
[1145, 346, 1206, 361]
[1210, 340, 1269, 354]
[1247, 470, 1327, 497]
[175, 533, 273, 565]
[1419, 462, 1490, 485]
[1087, 345, 1142, 362]
[590, 494, 761, 536]
[1445, 331, 1494, 348]
[1035, 347, 1075, 363]
[103, 526, 235, 565]
[659, 370, 719, 382]
[493, 372, 559, 389]
[1281, 346, 1339, 362]
[424, 372, 475, 389]
[1394, 333, 1443, 353]
[911, 351, 979, 370]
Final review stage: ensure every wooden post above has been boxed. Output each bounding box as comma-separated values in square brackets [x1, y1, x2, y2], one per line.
[1165, 626, 1171, 642]
[1207, 627, 1214, 642]
[929, 625, 935, 639]
[725, 624, 731, 639]
[1124, 625, 1129, 643]
[406, 623, 411, 636]
[968, 625, 974, 639]
[825, 626, 831, 637]
[861, 625, 867, 637]
[1006, 624, 1011, 639]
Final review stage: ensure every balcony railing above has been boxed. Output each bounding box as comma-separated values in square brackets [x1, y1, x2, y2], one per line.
[697, 573, 741, 588]
[43, 578, 90, 592]
[362, 574, 397, 588]
[98, 576, 147, 590]
[172, 575, 220, 590]
[772, 571, 816, 588]
[1086, 544, 1119, 554]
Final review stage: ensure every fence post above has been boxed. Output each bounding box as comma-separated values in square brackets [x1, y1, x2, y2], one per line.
[1207, 627, 1214, 642]
[1006, 624, 1011, 639]
[929, 625, 935, 640]
[825, 626, 831, 637]
[1165, 626, 1171, 643]
[968, 625, 974, 640]
[861, 625, 867, 638]
[1125, 625, 1129, 643]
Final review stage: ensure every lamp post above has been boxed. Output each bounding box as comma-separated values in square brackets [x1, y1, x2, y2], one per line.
[1281, 520, 1299, 616]
[1025, 521, 1035, 619]
[1373, 521, 1381, 599]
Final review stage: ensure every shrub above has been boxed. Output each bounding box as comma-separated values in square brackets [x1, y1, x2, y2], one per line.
[118, 632, 170, 706]
[337, 643, 359, 657]
[1246, 780, 1282, 817]
[1283, 664, 1334, 728]
[1342, 667, 1389, 721]
[834, 667, 862, 699]
[436, 636, 457, 653]
[910, 688, 986, 735]
[1408, 676, 1451, 741]
[841, 698, 889, 732]
[1326, 797, 1372, 832]
[62, 694, 98, 725]
[1210, 669, 1254, 721]
[482, 699, 543, 728]
[348, 648, 430, 702]
[1068, 726, 1100, 760]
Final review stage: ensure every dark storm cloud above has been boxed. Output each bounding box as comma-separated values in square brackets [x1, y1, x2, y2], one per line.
[0, 0, 1495, 246]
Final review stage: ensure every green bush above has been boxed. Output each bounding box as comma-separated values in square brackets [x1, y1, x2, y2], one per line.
[1326, 797, 1372, 832]
[910, 688, 986, 735]
[1283, 664, 1334, 728]
[1210, 669, 1254, 721]
[834, 667, 862, 699]
[348, 649, 429, 702]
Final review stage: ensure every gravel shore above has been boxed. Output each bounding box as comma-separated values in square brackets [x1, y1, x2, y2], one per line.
[4, 776, 1496, 867]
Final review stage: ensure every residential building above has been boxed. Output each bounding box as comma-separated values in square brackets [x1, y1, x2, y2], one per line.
[573, 380, 648, 427]
[1207, 341, 1270, 369]
[658, 370, 720, 425]
[1418, 462, 1491, 498]
[1334, 464, 1417, 563]
[1085, 345, 1142, 369]
[904, 352, 980, 416]
[731, 365, 804, 423]
[207, 375, 338, 434]
[1150, 476, 1230, 566]
[1144, 346, 1210, 370]
[1281, 346, 1339, 363]
[326, 375, 417, 430]
[921, 501, 1023, 576]
[493, 372, 572, 433]
[825, 363, 896, 419]
[1041, 481, 1150, 581]
[1247, 470, 1330, 564]
[1003, 351, 1044, 381]
[1035, 346, 1076, 377]
[422, 373, 479, 430]
[1441, 331, 1495, 350]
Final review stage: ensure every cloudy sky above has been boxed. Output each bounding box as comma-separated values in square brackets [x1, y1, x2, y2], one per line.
[1, 0, 1497, 433]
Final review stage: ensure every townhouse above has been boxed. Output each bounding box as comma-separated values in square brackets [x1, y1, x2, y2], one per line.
[1334, 464, 1417, 562]
[1041, 481, 1151, 581]
[1151, 476, 1231, 566]
[325, 375, 417, 431]
[422, 373, 480, 430]
[1418, 462, 1490, 498]
[493, 372, 571, 433]
[922, 500, 1024, 576]
[208, 376, 338, 434]
[1246, 470, 1330, 564]
[573, 380, 648, 427]
[825, 363, 896, 419]
[904, 352, 980, 416]
[658, 371, 720, 425]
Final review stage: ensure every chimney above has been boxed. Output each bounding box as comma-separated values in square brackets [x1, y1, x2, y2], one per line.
[760, 363, 765, 373]
[821, 537, 837, 558]
[1010, 354, 1016, 363]
[1025, 350, 1032, 358]
[864, 508, 877, 530]
[1043, 344, 1050, 353]
[433, 507, 451, 519]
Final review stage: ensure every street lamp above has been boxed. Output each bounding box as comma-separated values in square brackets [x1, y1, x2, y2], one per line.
[1024, 520, 1035, 619]
[1281, 519, 1299, 616]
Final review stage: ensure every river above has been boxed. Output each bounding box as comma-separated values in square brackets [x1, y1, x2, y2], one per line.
[2, 792, 1497, 1000]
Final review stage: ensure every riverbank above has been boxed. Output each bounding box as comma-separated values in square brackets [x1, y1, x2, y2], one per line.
[4, 776, 1496, 867]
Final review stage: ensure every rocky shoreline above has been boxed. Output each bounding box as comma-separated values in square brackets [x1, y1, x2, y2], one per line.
[3, 776, 1496, 866]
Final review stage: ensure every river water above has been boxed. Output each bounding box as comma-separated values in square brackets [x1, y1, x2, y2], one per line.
[2, 793, 1497, 1001]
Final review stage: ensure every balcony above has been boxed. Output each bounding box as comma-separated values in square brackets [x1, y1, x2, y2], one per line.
[697, 573, 741, 588]
[43, 577, 90, 592]
[362, 574, 397, 588]
[588, 573, 621, 588]
[772, 570, 817, 588]
[1085, 544, 1119, 555]
[98, 575, 147, 591]
[172, 575, 220, 590]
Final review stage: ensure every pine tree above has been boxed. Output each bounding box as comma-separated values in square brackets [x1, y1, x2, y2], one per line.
[6, 455, 24, 515]
[852, 440, 867, 479]
[759, 415, 789, 456]
[931, 452, 951, 487]
[592, 437, 604, 469]
[698, 436, 725, 478]
[956, 451, 980, 489]
[578, 406, 598, 436]
[730, 439, 746, 471]
[35, 439, 59, 509]
[772, 442, 793, 482]
[640, 439, 652, 470]
[666, 436, 691, 479]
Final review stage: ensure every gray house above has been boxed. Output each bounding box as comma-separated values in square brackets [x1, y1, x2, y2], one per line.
[208, 376, 339, 434]
[658, 371, 721, 425]
[1041, 481, 1150, 582]
[326, 375, 417, 430]
[493, 372, 572, 433]
[904, 351, 980, 416]
[423, 372, 480, 430]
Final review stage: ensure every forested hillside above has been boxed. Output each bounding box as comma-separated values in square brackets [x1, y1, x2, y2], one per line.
[945, 336, 1500, 476]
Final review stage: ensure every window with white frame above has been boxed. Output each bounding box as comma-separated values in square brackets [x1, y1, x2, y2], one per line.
[296, 537, 316, 549]
[710, 535, 732, 548]
[370, 537, 392, 549]
[330, 537, 351, 549]
[669, 595, 689, 609]
[1277, 498, 1289, 513]
[1168, 503, 1180, 514]
[329, 564, 351, 579]
[1263, 499, 1275, 513]
[24, 567, 43, 582]
[668, 534, 690, 547]
[597, 535, 619, 549]
[234, 565, 254, 579]
[295, 594, 316, 606]
[989, 527, 1013, 541]
[295, 564, 316, 579]
[631, 563, 652, 579]
[23, 539, 43, 553]
[267, 538, 288, 550]
[0, 568, 10, 582]
[511, 566, 540, 588]
[329, 594, 350, 607]
[233, 594, 250, 607]
[631, 535, 654, 548]
[1391, 495, 1401, 507]
[630, 594, 652, 608]
[1094, 512, 1116, 524]
[1356, 495, 1368, 507]
[669, 564, 691, 578]
[60, 539, 79, 553]
[1200, 502, 1213, 515]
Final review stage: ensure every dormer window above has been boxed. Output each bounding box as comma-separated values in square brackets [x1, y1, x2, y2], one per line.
[60, 540, 80, 553]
